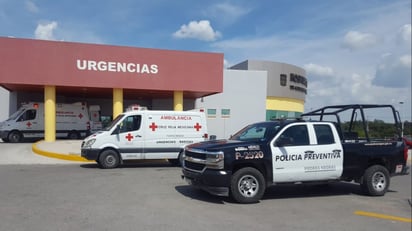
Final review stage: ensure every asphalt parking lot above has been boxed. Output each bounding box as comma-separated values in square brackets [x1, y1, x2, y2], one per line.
[0, 142, 411, 231]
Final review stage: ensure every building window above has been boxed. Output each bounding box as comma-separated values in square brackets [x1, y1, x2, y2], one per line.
[207, 109, 217, 118]
[221, 109, 230, 118]
[280, 74, 287, 86]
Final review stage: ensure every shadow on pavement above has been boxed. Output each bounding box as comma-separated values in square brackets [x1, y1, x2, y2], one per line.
[175, 185, 228, 204]
[80, 160, 177, 169]
[175, 181, 404, 204]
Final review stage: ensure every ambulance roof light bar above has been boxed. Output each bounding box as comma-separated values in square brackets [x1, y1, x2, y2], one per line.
[126, 105, 148, 111]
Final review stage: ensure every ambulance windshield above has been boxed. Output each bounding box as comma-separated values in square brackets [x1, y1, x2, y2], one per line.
[7, 108, 25, 121]
[103, 114, 125, 131]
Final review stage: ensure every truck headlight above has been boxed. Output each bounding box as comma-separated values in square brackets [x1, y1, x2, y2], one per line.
[206, 151, 224, 169]
[83, 139, 96, 148]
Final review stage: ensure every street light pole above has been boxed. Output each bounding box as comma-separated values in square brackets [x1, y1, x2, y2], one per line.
[399, 102, 404, 137]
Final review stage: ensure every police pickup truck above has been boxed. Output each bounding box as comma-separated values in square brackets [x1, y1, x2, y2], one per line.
[181, 104, 410, 203]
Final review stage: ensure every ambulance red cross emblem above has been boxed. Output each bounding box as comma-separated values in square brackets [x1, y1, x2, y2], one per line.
[125, 133, 134, 141]
[26, 122, 32, 128]
[149, 122, 158, 131]
[194, 123, 202, 131]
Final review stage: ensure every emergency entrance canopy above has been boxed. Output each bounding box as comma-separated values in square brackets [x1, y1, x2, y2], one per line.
[0, 37, 223, 98]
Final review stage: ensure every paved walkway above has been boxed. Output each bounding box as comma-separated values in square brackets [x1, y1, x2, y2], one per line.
[1, 140, 411, 165]
[33, 140, 92, 162]
[0, 140, 88, 165]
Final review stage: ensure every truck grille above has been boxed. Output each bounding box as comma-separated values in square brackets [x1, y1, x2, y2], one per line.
[183, 149, 207, 172]
[185, 149, 207, 160]
[184, 148, 224, 172]
[184, 161, 205, 172]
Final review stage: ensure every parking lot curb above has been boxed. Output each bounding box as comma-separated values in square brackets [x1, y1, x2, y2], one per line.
[32, 141, 93, 162]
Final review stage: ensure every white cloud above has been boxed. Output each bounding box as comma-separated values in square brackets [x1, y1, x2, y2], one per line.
[34, 21, 58, 40]
[206, 3, 252, 25]
[373, 54, 411, 88]
[173, 20, 221, 42]
[212, 36, 279, 49]
[25, 0, 39, 13]
[399, 54, 411, 67]
[398, 24, 411, 46]
[304, 63, 334, 77]
[342, 30, 379, 50]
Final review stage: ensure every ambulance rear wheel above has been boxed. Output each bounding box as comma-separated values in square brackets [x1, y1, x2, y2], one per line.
[230, 167, 266, 203]
[8, 131, 23, 143]
[98, 149, 120, 169]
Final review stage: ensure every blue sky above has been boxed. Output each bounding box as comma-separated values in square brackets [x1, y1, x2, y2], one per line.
[0, 0, 411, 121]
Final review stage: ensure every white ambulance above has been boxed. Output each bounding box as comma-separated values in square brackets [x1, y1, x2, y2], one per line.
[0, 102, 102, 143]
[81, 107, 208, 168]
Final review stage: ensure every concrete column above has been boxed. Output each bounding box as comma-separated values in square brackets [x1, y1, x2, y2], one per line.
[44, 86, 56, 142]
[113, 88, 123, 118]
[173, 91, 183, 111]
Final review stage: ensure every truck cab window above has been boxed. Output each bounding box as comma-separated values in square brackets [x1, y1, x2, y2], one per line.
[119, 115, 141, 133]
[314, 125, 335, 144]
[279, 125, 309, 146]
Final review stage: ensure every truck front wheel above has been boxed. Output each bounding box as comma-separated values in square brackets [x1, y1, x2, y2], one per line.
[98, 149, 120, 169]
[230, 167, 266, 203]
[361, 165, 390, 196]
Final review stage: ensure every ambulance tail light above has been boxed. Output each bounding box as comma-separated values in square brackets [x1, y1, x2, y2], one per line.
[86, 121, 91, 131]
[33, 103, 39, 109]
[203, 133, 208, 139]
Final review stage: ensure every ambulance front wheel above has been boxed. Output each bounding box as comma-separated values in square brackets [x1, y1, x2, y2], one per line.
[98, 149, 120, 169]
[8, 131, 23, 143]
[168, 151, 184, 166]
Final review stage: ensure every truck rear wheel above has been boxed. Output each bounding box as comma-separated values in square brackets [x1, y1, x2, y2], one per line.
[230, 167, 265, 203]
[361, 165, 390, 196]
[98, 149, 120, 169]
[8, 131, 23, 143]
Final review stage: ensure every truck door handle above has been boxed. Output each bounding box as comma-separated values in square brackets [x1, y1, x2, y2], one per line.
[135, 135, 142, 138]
